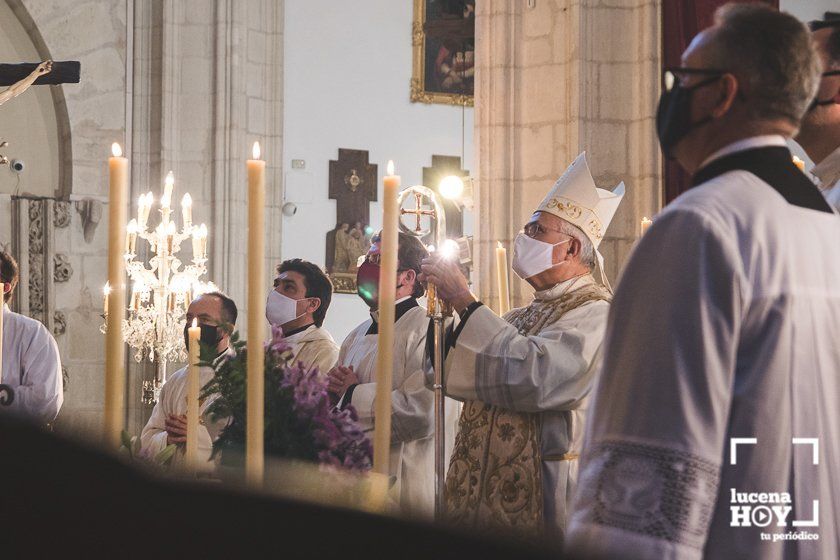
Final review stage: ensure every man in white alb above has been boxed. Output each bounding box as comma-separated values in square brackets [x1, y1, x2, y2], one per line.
[567, 6, 840, 559]
[0, 251, 63, 425]
[141, 292, 236, 472]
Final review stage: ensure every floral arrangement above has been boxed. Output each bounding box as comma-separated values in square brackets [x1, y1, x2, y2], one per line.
[201, 326, 372, 472]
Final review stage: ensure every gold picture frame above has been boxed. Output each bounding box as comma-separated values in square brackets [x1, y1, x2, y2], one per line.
[411, 0, 475, 107]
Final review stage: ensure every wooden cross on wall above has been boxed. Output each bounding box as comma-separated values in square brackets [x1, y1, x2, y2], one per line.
[422, 154, 468, 239]
[325, 149, 378, 280]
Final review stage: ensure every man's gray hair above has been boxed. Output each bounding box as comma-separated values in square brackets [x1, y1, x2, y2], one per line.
[558, 219, 596, 270]
[708, 3, 820, 125]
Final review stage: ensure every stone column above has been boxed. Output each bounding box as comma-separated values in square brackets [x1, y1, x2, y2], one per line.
[474, 0, 662, 309]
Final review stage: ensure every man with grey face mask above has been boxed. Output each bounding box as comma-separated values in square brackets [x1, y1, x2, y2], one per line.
[419, 152, 624, 541]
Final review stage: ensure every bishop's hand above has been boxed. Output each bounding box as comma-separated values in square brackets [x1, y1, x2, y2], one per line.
[420, 253, 476, 313]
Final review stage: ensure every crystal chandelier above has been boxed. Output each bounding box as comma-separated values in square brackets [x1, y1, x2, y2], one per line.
[102, 171, 216, 404]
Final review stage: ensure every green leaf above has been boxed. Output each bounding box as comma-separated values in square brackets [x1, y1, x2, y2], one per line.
[120, 430, 133, 453]
[155, 444, 178, 466]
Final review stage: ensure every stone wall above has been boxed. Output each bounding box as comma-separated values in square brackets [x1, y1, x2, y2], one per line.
[473, 0, 662, 309]
[2, 0, 283, 440]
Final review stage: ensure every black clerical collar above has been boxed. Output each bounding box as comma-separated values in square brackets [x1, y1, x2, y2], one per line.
[282, 323, 314, 338]
[691, 146, 833, 213]
[366, 298, 419, 335]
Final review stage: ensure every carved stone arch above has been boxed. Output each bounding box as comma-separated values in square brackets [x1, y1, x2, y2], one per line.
[4, 0, 73, 200]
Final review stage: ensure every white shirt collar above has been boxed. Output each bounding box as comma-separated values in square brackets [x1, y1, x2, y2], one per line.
[533, 273, 596, 301]
[811, 144, 840, 189]
[698, 135, 788, 171]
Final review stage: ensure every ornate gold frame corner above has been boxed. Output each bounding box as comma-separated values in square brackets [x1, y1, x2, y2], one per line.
[411, 0, 474, 108]
[329, 272, 359, 295]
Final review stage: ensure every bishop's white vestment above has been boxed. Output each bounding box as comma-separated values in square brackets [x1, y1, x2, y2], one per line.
[0, 304, 63, 424]
[441, 275, 610, 541]
[338, 297, 458, 518]
[567, 137, 840, 560]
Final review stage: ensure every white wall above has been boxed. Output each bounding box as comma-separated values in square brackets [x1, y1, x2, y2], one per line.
[282, 0, 474, 343]
[781, 0, 836, 23]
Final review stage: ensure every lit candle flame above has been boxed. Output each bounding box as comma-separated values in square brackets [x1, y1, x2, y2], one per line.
[165, 171, 175, 187]
[252, 141, 261, 160]
[103, 282, 112, 296]
[192, 318, 198, 328]
[181, 193, 192, 208]
[386, 160, 395, 176]
[111, 143, 123, 158]
[126, 219, 138, 234]
[497, 241, 503, 249]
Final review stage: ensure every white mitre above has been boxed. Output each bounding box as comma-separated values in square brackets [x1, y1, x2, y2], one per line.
[536, 152, 625, 288]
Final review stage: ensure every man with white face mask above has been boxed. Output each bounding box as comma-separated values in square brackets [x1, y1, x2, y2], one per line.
[420, 152, 624, 542]
[266, 259, 338, 376]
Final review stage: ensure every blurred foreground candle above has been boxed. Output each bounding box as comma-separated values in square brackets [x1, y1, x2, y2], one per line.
[373, 160, 399, 476]
[105, 143, 128, 449]
[185, 318, 201, 471]
[495, 242, 510, 316]
[246, 141, 266, 486]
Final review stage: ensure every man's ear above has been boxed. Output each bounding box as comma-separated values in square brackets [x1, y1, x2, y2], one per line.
[560, 238, 580, 262]
[307, 297, 321, 313]
[712, 74, 739, 118]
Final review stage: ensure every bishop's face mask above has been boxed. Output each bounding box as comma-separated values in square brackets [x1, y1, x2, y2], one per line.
[656, 68, 724, 159]
[511, 233, 569, 280]
[183, 322, 221, 352]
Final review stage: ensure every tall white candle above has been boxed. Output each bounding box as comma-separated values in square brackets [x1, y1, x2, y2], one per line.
[0, 282, 5, 384]
[105, 143, 128, 449]
[185, 318, 201, 472]
[373, 160, 399, 477]
[246, 141, 266, 487]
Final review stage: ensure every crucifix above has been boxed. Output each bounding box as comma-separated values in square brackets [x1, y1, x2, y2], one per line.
[0, 60, 79, 407]
[0, 60, 81, 165]
[401, 190, 437, 238]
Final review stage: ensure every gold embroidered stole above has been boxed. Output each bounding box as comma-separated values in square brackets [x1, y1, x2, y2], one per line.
[444, 281, 612, 537]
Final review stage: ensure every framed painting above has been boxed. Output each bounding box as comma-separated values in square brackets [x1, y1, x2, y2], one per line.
[411, 0, 475, 107]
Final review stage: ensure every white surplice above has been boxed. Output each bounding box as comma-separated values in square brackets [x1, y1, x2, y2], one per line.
[567, 136, 840, 560]
[811, 144, 840, 212]
[0, 304, 63, 424]
[442, 275, 610, 540]
[284, 324, 339, 376]
[140, 351, 230, 472]
[338, 298, 458, 518]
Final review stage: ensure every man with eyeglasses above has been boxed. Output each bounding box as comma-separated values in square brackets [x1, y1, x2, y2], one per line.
[141, 291, 237, 472]
[326, 231, 459, 518]
[419, 152, 624, 541]
[796, 16, 840, 211]
[568, 5, 840, 559]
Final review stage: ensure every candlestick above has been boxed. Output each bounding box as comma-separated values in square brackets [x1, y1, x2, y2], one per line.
[193, 223, 207, 261]
[246, 141, 266, 486]
[105, 142, 128, 449]
[495, 241, 511, 315]
[181, 193, 193, 229]
[185, 318, 201, 471]
[373, 160, 400, 477]
[640, 217, 653, 236]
